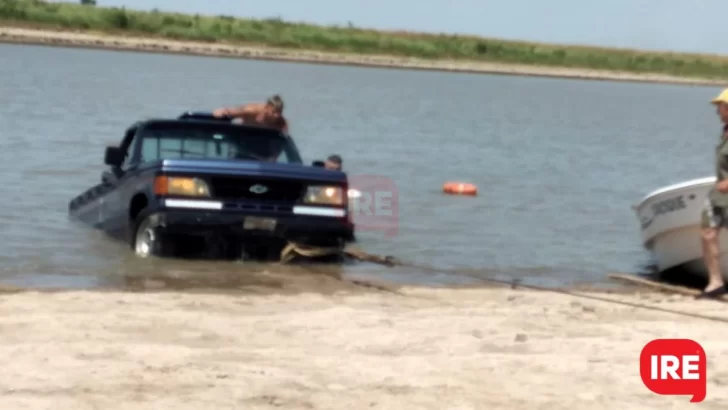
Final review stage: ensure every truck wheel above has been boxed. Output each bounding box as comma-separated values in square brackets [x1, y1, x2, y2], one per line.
[131, 211, 172, 258]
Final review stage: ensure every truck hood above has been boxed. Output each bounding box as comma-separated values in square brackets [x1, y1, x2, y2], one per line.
[155, 158, 347, 183]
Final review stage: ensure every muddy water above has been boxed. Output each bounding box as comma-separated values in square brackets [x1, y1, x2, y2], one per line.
[0, 43, 720, 291]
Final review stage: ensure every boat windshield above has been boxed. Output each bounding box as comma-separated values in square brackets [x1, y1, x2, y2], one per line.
[137, 122, 303, 164]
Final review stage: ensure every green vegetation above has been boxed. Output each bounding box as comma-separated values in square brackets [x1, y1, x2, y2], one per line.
[2, 0, 728, 79]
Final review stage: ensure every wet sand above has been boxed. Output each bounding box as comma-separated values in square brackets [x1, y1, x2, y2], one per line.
[0, 270, 727, 410]
[1, 26, 726, 87]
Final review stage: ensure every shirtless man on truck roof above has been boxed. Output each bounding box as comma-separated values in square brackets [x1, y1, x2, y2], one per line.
[212, 94, 289, 133]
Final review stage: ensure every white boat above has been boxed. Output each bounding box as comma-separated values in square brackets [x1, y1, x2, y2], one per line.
[633, 176, 728, 280]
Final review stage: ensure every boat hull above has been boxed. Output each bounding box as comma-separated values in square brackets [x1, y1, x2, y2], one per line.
[634, 176, 728, 281]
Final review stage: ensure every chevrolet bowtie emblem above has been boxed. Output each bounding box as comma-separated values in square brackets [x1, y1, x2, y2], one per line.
[249, 184, 268, 194]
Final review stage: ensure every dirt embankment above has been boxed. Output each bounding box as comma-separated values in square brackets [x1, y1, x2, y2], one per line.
[1, 26, 726, 87]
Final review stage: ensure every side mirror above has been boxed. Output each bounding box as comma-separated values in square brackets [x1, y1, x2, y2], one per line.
[312, 160, 325, 167]
[104, 146, 124, 167]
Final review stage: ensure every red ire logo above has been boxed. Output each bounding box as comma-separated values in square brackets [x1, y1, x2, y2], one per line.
[639, 339, 707, 403]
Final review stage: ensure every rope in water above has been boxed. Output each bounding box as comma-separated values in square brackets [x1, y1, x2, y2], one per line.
[280, 242, 728, 324]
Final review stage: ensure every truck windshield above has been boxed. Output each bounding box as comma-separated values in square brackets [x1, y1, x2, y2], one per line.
[138, 123, 303, 164]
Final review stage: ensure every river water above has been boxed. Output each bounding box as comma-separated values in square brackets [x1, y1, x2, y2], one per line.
[0, 43, 722, 290]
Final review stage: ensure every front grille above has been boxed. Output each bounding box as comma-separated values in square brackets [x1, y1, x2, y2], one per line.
[210, 176, 304, 203]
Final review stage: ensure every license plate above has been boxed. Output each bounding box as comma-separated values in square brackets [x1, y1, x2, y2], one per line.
[243, 217, 277, 231]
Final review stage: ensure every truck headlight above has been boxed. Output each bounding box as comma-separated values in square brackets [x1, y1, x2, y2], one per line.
[304, 186, 345, 206]
[154, 176, 211, 197]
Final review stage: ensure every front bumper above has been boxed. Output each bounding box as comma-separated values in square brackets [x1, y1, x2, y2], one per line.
[154, 198, 353, 243]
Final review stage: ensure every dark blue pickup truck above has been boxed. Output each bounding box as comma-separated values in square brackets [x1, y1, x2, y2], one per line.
[68, 112, 354, 260]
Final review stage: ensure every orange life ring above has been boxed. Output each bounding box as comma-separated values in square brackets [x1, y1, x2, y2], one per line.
[443, 182, 477, 196]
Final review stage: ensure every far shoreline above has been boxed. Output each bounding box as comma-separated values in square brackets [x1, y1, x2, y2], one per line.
[1, 26, 727, 88]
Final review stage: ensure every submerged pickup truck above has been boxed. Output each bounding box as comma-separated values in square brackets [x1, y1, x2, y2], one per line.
[68, 112, 354, 260]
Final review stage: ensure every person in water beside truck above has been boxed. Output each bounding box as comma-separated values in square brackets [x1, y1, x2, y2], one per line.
[324, 154, 343, 171]
[212, 95, 289, 133]
[698, 88, 728, 299]
[323, 154, 362, 200]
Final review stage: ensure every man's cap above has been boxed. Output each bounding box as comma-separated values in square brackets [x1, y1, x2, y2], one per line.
[711, 89, 728, 105]
[326, 154, 342, 165]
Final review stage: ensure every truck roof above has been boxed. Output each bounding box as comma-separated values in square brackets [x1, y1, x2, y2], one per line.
[127, 111, 290, 139]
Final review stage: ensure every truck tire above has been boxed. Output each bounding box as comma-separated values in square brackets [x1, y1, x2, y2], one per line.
[130, 210, 173, 258]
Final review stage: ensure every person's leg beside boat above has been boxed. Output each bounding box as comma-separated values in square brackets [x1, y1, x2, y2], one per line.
[699, 202, 727, 298]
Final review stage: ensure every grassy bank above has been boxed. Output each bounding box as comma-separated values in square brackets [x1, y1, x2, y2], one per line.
[2, 0, 728, 80]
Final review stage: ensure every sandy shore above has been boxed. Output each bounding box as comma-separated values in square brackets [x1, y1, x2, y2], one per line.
[0, 270, 727, 410]
[1, 26, 726, 87]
